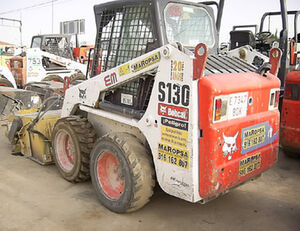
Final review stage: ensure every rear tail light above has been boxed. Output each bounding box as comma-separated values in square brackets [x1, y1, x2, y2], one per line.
[269, 88, 280, 110]
[213, 97, 228, 122]
[284, 83, 300, 100]
[215, 99, 222, 121]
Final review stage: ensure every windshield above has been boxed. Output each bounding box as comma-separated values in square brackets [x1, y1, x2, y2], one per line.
[164, 3, 215, 47]
[31, 37, 42, 48]
[261, 14, 300, 41]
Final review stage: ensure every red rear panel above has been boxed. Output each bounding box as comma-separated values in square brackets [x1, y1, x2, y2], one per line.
[280, 71, 300, 151]
[198, 72, 280, 199]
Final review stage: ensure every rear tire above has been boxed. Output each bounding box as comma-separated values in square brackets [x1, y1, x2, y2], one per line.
[90, 133, 155, 213]
[52, 116, 96, 182]
[42, 74, 63, 83]
[0, 77, 13, 87]
[70, 72, 86, 83]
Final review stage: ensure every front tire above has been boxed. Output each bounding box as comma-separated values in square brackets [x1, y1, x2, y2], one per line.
[90, 133, 155, 213]
[0, 77, 13, 87]
[52, 116, 96, 182]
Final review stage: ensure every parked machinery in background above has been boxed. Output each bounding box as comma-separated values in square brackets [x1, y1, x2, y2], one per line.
[0, 44, 18, 88]
[226, 9, 300, 156]
[73, 45, 94, 64]
[8, 34, 87, 88]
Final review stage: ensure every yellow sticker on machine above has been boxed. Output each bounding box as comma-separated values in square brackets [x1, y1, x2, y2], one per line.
[161, 125, 188, 149]
[242, 125, 266, 150]
[239, 153, 261, 176]
[158, 143, 189, 169]
[118, 63, 131, 76]
[131, 52, 160, 72]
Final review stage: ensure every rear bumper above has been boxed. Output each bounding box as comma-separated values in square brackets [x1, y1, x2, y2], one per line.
[199, 110, 279, 199]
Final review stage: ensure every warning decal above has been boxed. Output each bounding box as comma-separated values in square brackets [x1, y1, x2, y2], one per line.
[161, 125, 188, 149]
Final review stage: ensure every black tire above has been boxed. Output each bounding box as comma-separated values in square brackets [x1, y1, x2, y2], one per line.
[0, 77, 13, 87]
[70, 72, 86, 83]
[282, 147, 300, 159]
[52, 116, 96, 182]
[42, 74, 64, 83]
[90, 133, 155, 213]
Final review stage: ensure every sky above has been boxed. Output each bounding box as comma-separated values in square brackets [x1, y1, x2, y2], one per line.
[0, 0, 299, 47]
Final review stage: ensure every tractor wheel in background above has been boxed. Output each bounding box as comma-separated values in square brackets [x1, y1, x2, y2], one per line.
[90, 132, 155, 213]
[52, 116, 96, 183]
[42, 74, 64, 83]
[70, 72, 86, 84]
[282, 148, 300, 159]
[0, 76, 13, 87]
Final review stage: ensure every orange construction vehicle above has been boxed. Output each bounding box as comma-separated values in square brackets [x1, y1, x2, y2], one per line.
[279, 11, 300, 155]
[281, 70, 300, 155]
[73, 45, 94, 64]
[8, 56, 26, 87]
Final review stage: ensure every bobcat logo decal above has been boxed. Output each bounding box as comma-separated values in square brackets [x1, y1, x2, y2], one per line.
[78, 88, 87, 99]
[222, 132, 239, 160]
[160, 105, 167, 114]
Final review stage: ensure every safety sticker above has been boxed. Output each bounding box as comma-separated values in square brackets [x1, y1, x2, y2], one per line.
[131, 52, 160, 72]
[121, 93, 133, 106]
[161, 125, 188, 149]
[170, 60, 184, 81]
[158, 143, 189, 169]
[168, 6, 182, 17]
[118, 63, 131, 76]
[158, 103, 189, 121]
[239, 153, 261, 176]
[241, 122, 278, 154]
[161, 117, 188, 131]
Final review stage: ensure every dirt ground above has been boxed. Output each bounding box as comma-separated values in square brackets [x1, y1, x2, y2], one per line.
[0, 123, 299, 231]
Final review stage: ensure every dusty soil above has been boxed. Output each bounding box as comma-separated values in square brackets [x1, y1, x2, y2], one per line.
[0, 124, 299, 231]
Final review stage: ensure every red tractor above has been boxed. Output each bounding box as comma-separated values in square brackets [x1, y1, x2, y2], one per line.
[258, 11, 300, 156]
[281, 70, 300, 155]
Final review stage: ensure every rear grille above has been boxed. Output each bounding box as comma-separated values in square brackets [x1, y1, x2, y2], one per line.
[205, 55, 257, 75]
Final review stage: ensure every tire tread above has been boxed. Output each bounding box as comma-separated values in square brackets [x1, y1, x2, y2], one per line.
[53, 116, 96, 183]
[108, 133, 155, 212]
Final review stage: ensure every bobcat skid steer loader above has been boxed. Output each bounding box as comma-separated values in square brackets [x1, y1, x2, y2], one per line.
[5, 0, 281, 213]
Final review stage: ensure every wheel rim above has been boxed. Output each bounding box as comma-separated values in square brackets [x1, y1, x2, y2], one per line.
[55, 130, 75, 172]
[97, 152, 125, 200]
